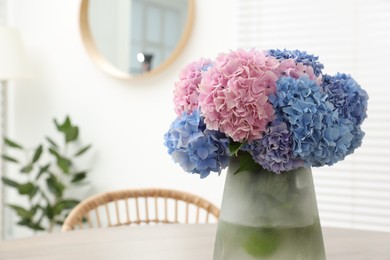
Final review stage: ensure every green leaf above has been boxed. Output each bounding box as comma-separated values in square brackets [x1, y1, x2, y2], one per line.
[20, 164, 33, 174]
[17, 218, 31, 226]
[2, 155, 19, 163]
[65, 126, 79, 143]
[1, 177, 19, 188]
[28, 186, 39, 200]
[55, 220, 64, 225]
[54, 116, 79, 143]
[17, 182, 35, 196]
[28, 223, 45, 231]
[46, 175, 65, 198]
[2, 179, 36, 198]
[54, 116, 72, 132]
[57, 157, 71, 174]
[32, 145, 43, 163]
[36, 164, 50, 180]
[0, 178, 35, 198]
[53, 199, 78, 215]
[71, 171, 87, 183]
[8, 204, 33, 219]
[48, 147, 60, 158]
[44, 204, 55, 220]
[17, 218, 45, 231]
[4, 137, 23, 149]
[36, 189, 51, 204]
[74, 144, 91, 157]
[53, 202, 65, 215]
[232, 151, 262, 175]
[229, 141, 243, 155]
[48, 148, 71, 173]
[59, 199, 79, 209]
[46, 136, 58, 148]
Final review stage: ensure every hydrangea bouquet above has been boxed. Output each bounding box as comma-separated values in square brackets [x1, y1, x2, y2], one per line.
[164, 49, 368, 177]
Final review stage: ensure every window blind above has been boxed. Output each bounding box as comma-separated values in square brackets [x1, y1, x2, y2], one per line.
[235, 0, 390, 231]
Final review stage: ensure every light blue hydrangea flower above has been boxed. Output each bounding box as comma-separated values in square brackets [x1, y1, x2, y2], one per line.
[269, 76, 354, 167]
[244, 121, 304, 173]
[164, 109, 231, 178]
[268, 49, 324, 76]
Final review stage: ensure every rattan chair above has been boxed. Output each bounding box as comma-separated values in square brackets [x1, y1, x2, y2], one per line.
[62, 188, 220, 231]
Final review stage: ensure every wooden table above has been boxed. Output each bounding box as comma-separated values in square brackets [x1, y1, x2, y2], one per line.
[1, 224, 390, 259]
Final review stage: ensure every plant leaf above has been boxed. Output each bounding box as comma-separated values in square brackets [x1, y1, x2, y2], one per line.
[59, 199, 79, 209]
[48, 148, 71, 173]
[53, 199, 79, 216]
[57, 157, 71, 174]
[3, 179, 36, 198]
[229, 141, 243, 155]
[8, 204, 33, 219]
[28, 186, 39, 200]
[233, 151, 262, 175]
[65, 126, 79, 143]
[28, 222, 45, 231]
[20, 164, 33, 174]
[32, 145, 43, 163]
[17, 218, 45, 231]
[1, 177, 19, 188]
[74, 144, 91, 157]
[46, 175, 65, 198]
[55, 220, 64, 225]
[2, 155, 19, 163]
[44, 204, 55, 220]
[54, 116, 79, 143]
[1, 178, 35, 198]
[17, 218, 31, 226]
[45, 137, 58, 148]
[71, 171, 87, 183]
[54, 116, 71, 132]
[17, 213, 45, 231]
[53, 202, 65, 215]
[4, 137, 23, 149]
[48, 147, 60, 159]
[36, 164, 50, 180]
[17, 182, 35, 195]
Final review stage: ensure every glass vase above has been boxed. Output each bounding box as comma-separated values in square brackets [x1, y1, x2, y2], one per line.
[213, 156, 326, 260]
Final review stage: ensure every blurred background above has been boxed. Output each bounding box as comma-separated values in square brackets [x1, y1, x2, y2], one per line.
[0, 0, 388, 239]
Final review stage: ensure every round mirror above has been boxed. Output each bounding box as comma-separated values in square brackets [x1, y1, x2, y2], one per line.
[80, 0, 194, 79]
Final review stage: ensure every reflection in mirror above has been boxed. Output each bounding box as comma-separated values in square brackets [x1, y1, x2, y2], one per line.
[83, 0, 193, 78]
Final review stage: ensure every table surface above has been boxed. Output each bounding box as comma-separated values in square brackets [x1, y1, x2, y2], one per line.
[1, 224, 390, 260]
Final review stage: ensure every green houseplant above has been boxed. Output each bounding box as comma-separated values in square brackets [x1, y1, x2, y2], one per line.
[2, 116, 92, 233]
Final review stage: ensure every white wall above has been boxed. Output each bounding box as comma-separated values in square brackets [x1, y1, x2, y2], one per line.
[5, 0, 235, 238]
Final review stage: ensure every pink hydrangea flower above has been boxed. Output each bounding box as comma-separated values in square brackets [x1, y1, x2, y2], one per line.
[198, 49, 278, 142]
[274, 59, 322, 84]
[173, 58, 212, 116]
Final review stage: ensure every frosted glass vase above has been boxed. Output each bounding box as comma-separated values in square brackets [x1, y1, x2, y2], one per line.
[213, 156, 326, 260]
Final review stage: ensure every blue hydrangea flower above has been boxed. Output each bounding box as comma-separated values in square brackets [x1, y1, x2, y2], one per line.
[322, 73, 368, 125]
[268, 49, 324, 76]
[243, 121, 304, 173]
[347, 126, 365, 156]
[269, 76, 354, 167]
[164, 109, 231, 178]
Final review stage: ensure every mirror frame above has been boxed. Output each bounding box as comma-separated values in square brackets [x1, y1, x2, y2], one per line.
[79, 0, 195, 80]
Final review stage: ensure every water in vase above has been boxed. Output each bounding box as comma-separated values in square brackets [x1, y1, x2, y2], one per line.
[213, 161, 326, 259]
[214, 218, 325, 260]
